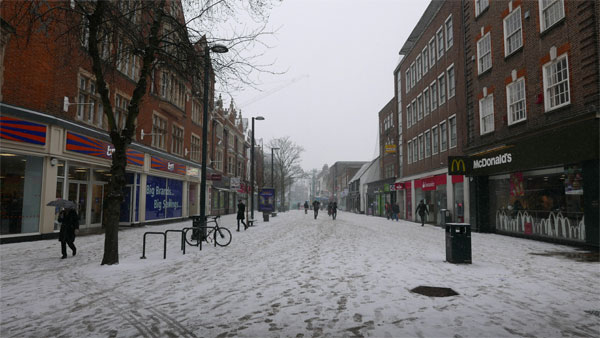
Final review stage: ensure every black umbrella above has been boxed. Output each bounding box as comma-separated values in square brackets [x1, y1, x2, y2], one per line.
[47, 199, 77, 209]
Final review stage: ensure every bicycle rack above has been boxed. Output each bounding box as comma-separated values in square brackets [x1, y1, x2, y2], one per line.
[140, 229, 185, 259]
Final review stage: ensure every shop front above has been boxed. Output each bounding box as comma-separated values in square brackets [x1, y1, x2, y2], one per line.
[414, 174, 447, 225]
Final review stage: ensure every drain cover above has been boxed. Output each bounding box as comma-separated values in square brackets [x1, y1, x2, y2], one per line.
[410, 286, 459, 297]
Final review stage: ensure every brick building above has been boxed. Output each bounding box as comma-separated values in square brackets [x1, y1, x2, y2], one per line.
[0, 1, 249, 242]
[393, 0, 469, 225]
[462, 0, 599, 246]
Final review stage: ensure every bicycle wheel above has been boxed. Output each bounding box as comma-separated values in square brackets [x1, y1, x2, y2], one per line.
[214, 227, 232, 247]
[184, 228, 201, 246]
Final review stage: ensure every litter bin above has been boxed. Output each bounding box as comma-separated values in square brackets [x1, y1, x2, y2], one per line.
[189, 215, 207, 241]
[440, 209, 451, 227]
[445, 223, 471, 264]
[263, 212, 270, 222]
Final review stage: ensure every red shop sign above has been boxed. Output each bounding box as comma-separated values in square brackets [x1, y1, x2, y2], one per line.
[394, 182, 404, 190]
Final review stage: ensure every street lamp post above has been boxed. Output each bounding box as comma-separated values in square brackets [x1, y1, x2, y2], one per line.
[271, 147, 279, 212]
[250, 116, 265, 221]
[199, 44, 228, 233]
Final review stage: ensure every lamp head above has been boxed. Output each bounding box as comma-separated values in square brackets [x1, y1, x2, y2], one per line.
[210, 44, 229, 54]
[255, 116, 265, 121]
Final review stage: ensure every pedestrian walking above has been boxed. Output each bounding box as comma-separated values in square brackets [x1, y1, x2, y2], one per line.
[58, 208, 78, 259]
[331, 202, 338, 220]
[385, 202, 391, 220]
[304, 201, 309, 214]
[415, 200, 429, 226]
[312, 200, 320, 219]
[236, 199, 247, 231]
[327, 202, 332, 217]
[392, 203, 400, 221]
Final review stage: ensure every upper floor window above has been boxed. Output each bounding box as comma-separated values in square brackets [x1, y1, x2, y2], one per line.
[215, 150, 223, 171]
[477, 32, 492, 74]
[416, 55, 422, 82]
[449, 115, 457, 148]
[436, 27, 444, 59]
[80, 16, 89, 49]
[152, 113, 167, 149]
[438, 73, 446, 105]
[447, 65, 456, 99]
[406, 104, 412, 128]
[504, 7, 523, 56]
[432, 126, 439, 155]
[440, 120, 448, 152]
[412, 138, 418, 163]
[422, 47, 429, 74]
[423, 88, 430, 116]
[543, 54, 570, 111]
[430, 80, 438, 110]
[192, 100, 201, 125]
[429, 37, 436, 67]
[117, 37, 138, 80]
[507, 77, 527, 124]
[418, 134, 424, 160]
[172, 125, 184, 155]
[425, 129, 431, 158]
[445, 15, 453, 50]
[237, 160, 243, 177]
[397, 72, 403, 112]
[405, 69, 411, 93]
[475, 0, 489, 17]
[114, 93, 129, 130]
[539, 0, 565, 32]
[227, 155, 235, 175]
[417, 94, 423, 121]
[410, 62, 416, 88]
[191, 134, 201, 162]
[77, 74, 104, 129]
[407, 140, 412, 164]
[479, 94, 494, 134]
[411, 99, 417, 125]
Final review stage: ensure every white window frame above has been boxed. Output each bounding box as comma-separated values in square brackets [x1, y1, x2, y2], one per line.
[440, 120, 448, 152]
[418, 133, 424, 160]
[407, 140, 412, 164]
[449, 115, 457, 149]
[447, 64, 456, 99]
[438, 73, 446, 106]
[412, 137, 418, 163]
[543, 53, 571, 112]
[425, 129, 431, 158]
[417, 94, 423, 121]
[152, 112, 167, 150]
[475, 0, 489, 17]
[191, 133, 201, 162]
[430, 80, 438, 110]
[437, 27, 444, 59]
[416, 55, 422, 82]
[445, 15, 453, 50]
[406, 104, 412, 128]
[429, 37, 436, 67]
[539, 0, 565, 32]
[477, 32, 492, 75]
[504, 7, 523, 57]
[424, 88, 430, 116]
[411, 99, 417, 124]
[171, 124, 184, 156]
[432, 125, 439, 155]
[479, 94, 495, 135]
[410, 62, 416, 88]
[507, 77, 527, 125]
[405, 69, 411, 93]
[422, 46, 429, 74]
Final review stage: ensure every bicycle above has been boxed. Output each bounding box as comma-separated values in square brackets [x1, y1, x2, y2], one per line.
[186, 215, 232, 247]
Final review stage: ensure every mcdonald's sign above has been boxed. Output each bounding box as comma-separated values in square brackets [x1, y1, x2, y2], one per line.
[448, 156, 469, 175]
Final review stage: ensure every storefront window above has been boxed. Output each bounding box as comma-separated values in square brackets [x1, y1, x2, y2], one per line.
[491, 166, 585, 241]
[1, 153, 43, 235]
[453, 182, 464, 222]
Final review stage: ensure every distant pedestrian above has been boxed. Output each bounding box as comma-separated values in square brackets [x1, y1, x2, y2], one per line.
[392, 203, 400, 221]
[385, 202, 391, 220]
[304, 201, 309, 214]
[312, 200, 320, 219]
[332, 202, 338, 220]
[58, 208, 78, 259]
[327, 202, 332, 217]
[237, 199, 247, 231]
[415, 200, 429, 226]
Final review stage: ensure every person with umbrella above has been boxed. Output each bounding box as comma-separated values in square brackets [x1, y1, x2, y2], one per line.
[51, 200, 79, 259]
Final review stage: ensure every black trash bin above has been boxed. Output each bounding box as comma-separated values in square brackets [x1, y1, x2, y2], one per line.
[263, 212, 270, 222]
[445, 223, 471, 264]
[189, 215, 207, 240]
[440, 209, 451, 227]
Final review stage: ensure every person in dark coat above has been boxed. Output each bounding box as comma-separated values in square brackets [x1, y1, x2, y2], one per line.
[58, 208, 78, 259]
[415, 200, 429, 227]
[237, 199, 247, 231]
[392, 203, 400, 221]
[304, 201, 309, 214]
[312, 200, 320, 219]
[331, 202, 338, 220]
[327, 202, 332, 216]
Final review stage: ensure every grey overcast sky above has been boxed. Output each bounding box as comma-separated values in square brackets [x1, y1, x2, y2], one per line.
[226, 0, 430, 171]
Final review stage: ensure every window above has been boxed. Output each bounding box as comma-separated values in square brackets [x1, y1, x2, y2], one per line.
[504, 8, 522, 56]
[410, 62, 416, 88]
[424, 88, 430, 115]
[397, 72, 403, 113]
[407, 140, 412, 164]
[237, 161, 243, 177]
[117, 37, 138, 80]
[411, 99, 417, 124]
[425, 129, 431, 157]
[475, 0, 489, 17]
[477, 33, 492, 74]
[422, 47, 429, 74]
[228, 155, 235, 175]
[405, 69, 411, 93]
[215, 150, 223, 171]
[418, 134, 424, 160]
[430, 81, 438, 110]
[80, 16, 89, 48]
[406, 104, 412, 128]
[152, 114, 167, 149]
[440, 120, 448, 152]
[429, 37, 436, 67]
[447, 65, 455, 99]
[479, 94, 495, 134]
[191, 134, 201, 162]
[412, 138, 418, 163]
[192, 100, 201, 125]
[172, 125, 183, 155]
[114, 94, 129, 130]
[77, 74, 103, 128]
[416, 55, 422, 81]
[543, 54, 570, 111]
[417, 94, 423, 121]
[449, 115, 457, 148]
[445, 15, 453, 50]
[438, 73, 446, 105]
[161, 71, 169, 98]
[539, 0, 565, 32]
[432, 126, 439, 154]
[437, 27, 444, 59]
[507, 77, 527, 124]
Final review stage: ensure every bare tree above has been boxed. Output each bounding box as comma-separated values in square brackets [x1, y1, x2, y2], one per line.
[3, 0, 277, 265]
[268, 136, 304, 211]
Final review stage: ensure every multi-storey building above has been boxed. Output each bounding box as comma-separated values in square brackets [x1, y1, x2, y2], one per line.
[394, 0, 468, 225]
[0, 1, 249, 242]
[329, 161, 368, 211]
[462, 0, 599, 246]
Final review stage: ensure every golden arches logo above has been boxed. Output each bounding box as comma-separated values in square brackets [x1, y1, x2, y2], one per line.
[451, 159, 466, 173]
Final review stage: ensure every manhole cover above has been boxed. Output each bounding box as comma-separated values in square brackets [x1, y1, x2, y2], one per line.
[410, 286, 459, 297]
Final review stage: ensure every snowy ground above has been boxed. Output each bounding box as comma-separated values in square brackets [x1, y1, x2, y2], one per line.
[1, 210, 599, 338]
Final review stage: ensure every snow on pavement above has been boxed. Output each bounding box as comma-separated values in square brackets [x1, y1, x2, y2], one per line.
[1, 210, 599, 337]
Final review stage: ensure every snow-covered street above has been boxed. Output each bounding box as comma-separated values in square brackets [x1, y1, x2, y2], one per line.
[1, 210, 599, 338]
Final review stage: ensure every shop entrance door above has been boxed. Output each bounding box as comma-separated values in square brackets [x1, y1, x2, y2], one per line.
[119, 186, 133, 224]
[68, 182, 88, 228]
[90, 184, 104, 226]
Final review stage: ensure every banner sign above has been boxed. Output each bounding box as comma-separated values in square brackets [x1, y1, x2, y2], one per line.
[258, 188, 275, 212]
[186, 167, 199, 177]
[230, 177, 241, 190]
[151, 155, 185, 175]
[385, 144, 397, 153]
[66, 132, 143, 166]
[209, 173, 222, 181]
[0, 116, 47, 145]
[448, 156, 468, 175]
[145, 175, 183, 220]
